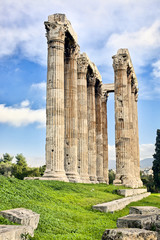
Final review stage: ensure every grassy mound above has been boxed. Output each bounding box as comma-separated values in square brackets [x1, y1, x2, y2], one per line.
[0, 176, 159, 239]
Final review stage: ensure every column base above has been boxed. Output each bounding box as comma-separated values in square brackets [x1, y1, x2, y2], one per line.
[66, 172, 82, 183]
[97, 176, 106, 183]
[80, 175, 91, 183]
[134, 178, 143, 188]
[89, 176, 99, 184]
[113, 179, 122, 185]
[104, 179, 109, 184]
[40, 170, 69, 182]
[113, 175, 143, 188]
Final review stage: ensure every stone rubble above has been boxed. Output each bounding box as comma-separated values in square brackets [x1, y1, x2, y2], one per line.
[0, 208, 40, 240]
[102, 206, 160, 240]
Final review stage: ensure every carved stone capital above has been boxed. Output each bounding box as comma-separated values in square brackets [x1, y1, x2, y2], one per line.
[65, 44, 80, 59]
[44, 21, 65, 43]
[87, 74, 96, 87]
[95, 83, 102, 97]
[77, 56, 89, 74]
[112, 55, 128, 71]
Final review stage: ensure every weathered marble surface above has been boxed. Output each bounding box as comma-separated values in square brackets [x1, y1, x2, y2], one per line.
[93, 192, 150, 212]
[130, 206, 160, 216]
[113, 49, 142, 188]
[102, 228, 158, 240]
[0, 208, 40, 230]
[117, 188, 147, 197]
[0, 208, 40, 240]
[0, 225, 34, 240]
[117, 214, 158, 230]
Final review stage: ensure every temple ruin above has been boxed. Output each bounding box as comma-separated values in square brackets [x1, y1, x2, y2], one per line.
[42, 13, 143, 188]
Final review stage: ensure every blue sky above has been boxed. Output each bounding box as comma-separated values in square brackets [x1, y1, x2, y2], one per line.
[0, 0, 160, 166]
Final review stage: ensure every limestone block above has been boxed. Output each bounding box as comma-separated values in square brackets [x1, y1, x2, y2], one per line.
[102, 228, 158, 240]
[0, 208, 40, 230]
[117, 188, 147, 197]
[117, 214, 158, 230]
[93, 192, 150, 212]
[0, 225, 34, 240]
[155, 221, 160, 239]
[129, 206, 160, 218]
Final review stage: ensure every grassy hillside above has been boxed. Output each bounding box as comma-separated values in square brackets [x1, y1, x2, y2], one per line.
[0, 176, 159, 240]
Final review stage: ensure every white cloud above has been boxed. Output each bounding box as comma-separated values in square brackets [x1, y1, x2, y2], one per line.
[21, 100, 30, 107]
[0, 0, 160, 99]
[152, 60, 160, 78]
[30, 82, 46, 101]
[108, 145, 116, 160]
[106, 21, 160, 69]
[139, 144, 155, 160]
[0, 104, 45, 127]
[0, 0, 160, 66]
[108, 143, 154, 161]
[27, 156, 45, 167]
[31, 82, 46, 91]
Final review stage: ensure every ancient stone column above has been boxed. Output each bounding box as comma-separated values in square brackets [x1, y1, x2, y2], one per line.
[43, 18, 68, 181]
[113, 55, 132, 187]
[102, 92, 109, 184]
[87, 75, 97, 183]
[127, 71, 135, 181]
[77, 55, 90, 183]
[64, 43, 81, 183]
[131, 85, 143, 187]
[96, 83, 105, 183]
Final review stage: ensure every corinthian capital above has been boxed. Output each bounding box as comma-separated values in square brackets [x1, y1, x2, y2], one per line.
[87, 74, 96, 87]
[65, 43, 80, 59]
[44, 21, 65, 43]
[95, 83, 102, 97]
[112, 55, 128, 71]
[77, 55, 89, 74]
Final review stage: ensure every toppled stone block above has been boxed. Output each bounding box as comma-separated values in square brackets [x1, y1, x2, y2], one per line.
[93, 192, 150, 212]
[117, 214, 158, 230]
[102, 228, 158, 240]
[117, 188, 147, 197]
[0, 225, 34, 240]
[0, 208, 40, 230]
[130, 206, 160, 219]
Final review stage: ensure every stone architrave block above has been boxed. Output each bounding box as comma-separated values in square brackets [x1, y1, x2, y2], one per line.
[117, 188, 147, 197]
[117, 214, 158, 230]
[130, 206, 160, 219]
[93, 192, 150, 212]
[0, 225, 34, 240]
[102, 228, 158, 240]
[0, 208, 40, 230]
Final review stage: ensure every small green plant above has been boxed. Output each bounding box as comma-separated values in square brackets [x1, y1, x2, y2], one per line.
[21, 233, 32, 240]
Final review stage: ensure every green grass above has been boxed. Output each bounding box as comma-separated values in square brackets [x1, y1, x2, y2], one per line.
[0, 176, 159, 240]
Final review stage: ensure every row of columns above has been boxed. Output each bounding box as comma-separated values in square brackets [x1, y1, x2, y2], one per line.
[113, 49, 143, 188]
[43, 14, 109, 184]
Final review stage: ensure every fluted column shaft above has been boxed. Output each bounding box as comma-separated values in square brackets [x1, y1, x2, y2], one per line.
[96, 84, 104, 183]
[64, 45, 81, 182]
[77, 58, 90, 182]
[44, 26, 68, 181]
[127, 74, 135, 179]
[132, 87, 143, 187]
[87, 76, 97, 183]
[102, 93, 109, 184]
[113, 60, 132, 186]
